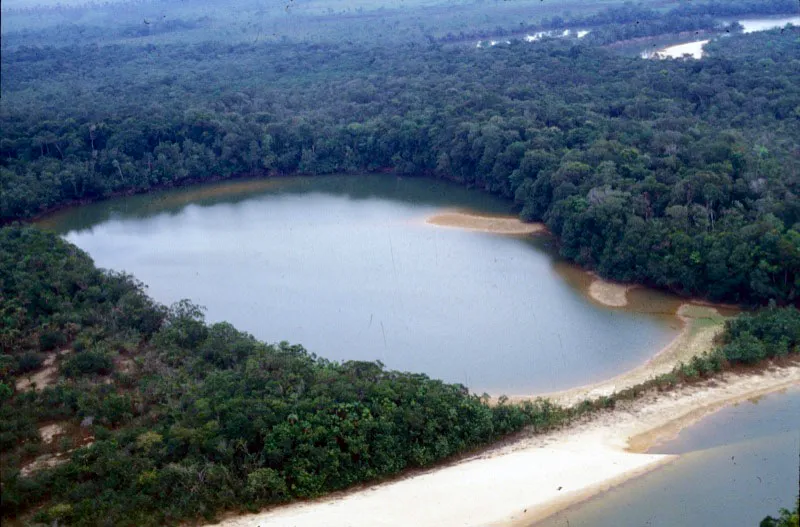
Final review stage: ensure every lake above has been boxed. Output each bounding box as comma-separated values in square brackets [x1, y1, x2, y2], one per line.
[36, 174, 797, 527]
[40, 175, 680, 396]
[535, 387, 800, 527]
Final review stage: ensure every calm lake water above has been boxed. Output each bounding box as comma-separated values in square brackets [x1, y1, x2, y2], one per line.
[42, 175, 679, 395]
[536, 387, 800, 527]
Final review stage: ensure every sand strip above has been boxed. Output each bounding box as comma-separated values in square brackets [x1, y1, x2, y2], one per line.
[210, 363, 799, 527]
[426, 210, 545, 235]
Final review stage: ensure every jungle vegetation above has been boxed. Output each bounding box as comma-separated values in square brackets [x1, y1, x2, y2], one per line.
[2, 2, 799, 305]
[1, 226, 799, 525]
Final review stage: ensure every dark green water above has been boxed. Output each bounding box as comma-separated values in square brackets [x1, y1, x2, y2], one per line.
[536, 387, 800, 527]
[42, 174, 678, 395]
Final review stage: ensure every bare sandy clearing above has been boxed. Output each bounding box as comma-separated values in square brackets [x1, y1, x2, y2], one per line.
[15, 350, 70, 391]
[20, 453, 66, 477]
[39, 423, 66, 444]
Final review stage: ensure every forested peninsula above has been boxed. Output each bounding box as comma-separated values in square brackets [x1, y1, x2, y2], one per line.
[1, 226, 799, 525]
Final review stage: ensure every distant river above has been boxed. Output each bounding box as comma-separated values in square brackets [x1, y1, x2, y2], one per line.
[643, 15, 800, 59]
[535, 387, 800, 527]
[40, 175, 679, 395]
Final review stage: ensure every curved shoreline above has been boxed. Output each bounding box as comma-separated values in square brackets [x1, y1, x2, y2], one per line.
[208, 298, 773, 527]
[507, 303, 726, 406]
[208, 364, 800, 527]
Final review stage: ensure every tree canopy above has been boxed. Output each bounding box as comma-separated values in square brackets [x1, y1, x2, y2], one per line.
[2, 10, 799, 305]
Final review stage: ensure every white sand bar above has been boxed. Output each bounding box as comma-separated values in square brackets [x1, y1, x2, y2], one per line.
[211, 364, 799, 527]
[217, 449, 668, 527]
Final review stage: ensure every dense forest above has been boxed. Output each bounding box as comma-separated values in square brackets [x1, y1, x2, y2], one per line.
[2, 8, 800, 304]
[0, 226, 566, 525]
[1, 225, 798, 525]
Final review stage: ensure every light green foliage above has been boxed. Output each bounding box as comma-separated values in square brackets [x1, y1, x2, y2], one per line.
[761, 500, 800, 527]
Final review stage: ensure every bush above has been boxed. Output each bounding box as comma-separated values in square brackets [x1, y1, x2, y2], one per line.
[247, 468, 288, 502]
[16, 352, 43, 374]
[61, 350, 113, 377]
[722, 332, 767, 364]
[38, 330, 66, 352]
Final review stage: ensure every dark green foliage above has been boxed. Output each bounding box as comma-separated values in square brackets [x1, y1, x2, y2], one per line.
[2, 22, 799, 305]
[0, 227, 570, 525]
[38, 330, 66, 352]
[721, 307, 800, 364]
[16, 352, 43, 374]
[61, 350, 113, 377]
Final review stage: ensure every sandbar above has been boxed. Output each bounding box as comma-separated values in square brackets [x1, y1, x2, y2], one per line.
[587, 277, 633, 307]
[209, 362, 799, 527]
[426, 210, 546, 235]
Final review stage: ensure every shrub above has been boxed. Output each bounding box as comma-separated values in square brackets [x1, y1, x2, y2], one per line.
[38, 330, 67, 352]
[16, 352, 43, 374]
[247, 468, 288, 502]
[722, 332, 767, 364]
[61, 350, 113, 377]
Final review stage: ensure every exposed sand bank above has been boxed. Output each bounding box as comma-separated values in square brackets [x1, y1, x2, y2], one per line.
[15, 349, 69, 391]
[587, 277, 634, 307]
[426, 210, 546, 235]
[210, 363, 799, 527]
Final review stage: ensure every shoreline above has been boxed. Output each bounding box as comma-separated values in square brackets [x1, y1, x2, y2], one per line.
[507, 303, 727, 406]
[208, 364, 800, 527]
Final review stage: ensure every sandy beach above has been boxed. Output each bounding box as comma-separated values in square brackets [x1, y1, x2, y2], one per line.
[210, 361, 799, 527]
[425, 210, 546, 235]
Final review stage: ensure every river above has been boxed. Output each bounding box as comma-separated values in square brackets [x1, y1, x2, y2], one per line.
[40, 174, 679, 396]
[643, 15, 800, 59]
[535, 387, 800, 527]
